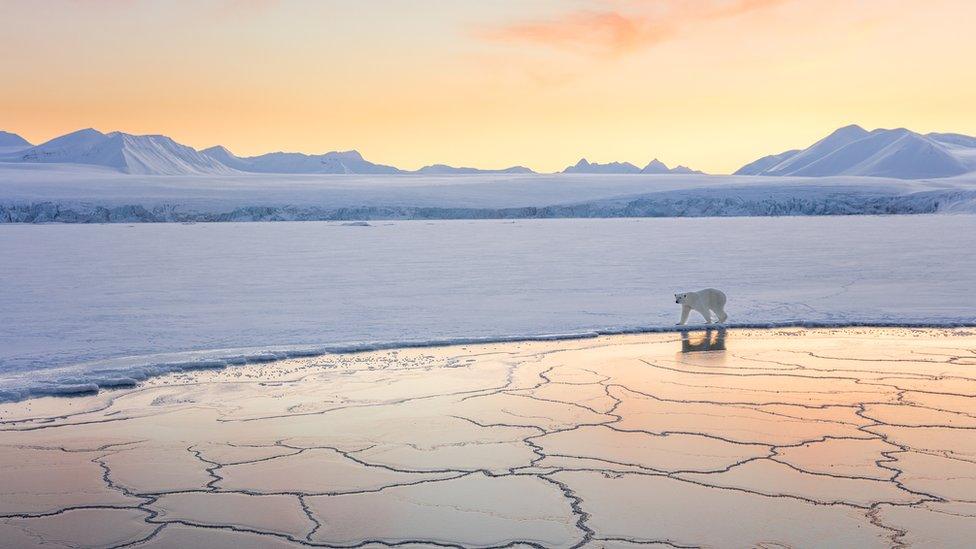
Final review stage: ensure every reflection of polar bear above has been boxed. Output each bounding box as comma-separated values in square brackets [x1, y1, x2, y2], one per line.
[675, 288, 728, 325]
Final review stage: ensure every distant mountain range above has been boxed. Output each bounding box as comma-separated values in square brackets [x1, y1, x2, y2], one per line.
[736, 125, 976, 179]
[0, 129, 539, 176]
[414, 164, 534, 175]
[563, 158, 702, 175]
[2, 125, 975, 179]
[201, 145, 401, 175]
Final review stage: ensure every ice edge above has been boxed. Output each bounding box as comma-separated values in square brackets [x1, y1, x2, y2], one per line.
[2, 320, 975, 404]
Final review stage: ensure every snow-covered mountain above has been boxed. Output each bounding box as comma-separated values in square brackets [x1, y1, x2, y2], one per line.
[201, 145, 401, 174]
[640, 158, 703, 175]
[563, 157, 703, 175]
[0, 131, 32, 155]
[563, 158, 641, 174]
[1, 129, 405, 176]
[736, 125, 976, 179]
[0, 131, 31, 148]
[929, 132, 976, 148]
[413, 164, 534, 175]
[734, 149, 802, 176]
[5, 129, 238, 175]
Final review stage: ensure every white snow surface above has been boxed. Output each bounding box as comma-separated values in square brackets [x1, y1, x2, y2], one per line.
[1, 216, 974, 401]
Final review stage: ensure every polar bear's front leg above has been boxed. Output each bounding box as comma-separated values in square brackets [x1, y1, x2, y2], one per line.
[677, 305, 690, 325]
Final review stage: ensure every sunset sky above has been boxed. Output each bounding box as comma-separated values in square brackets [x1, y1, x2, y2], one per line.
[2, 0, 974, 173]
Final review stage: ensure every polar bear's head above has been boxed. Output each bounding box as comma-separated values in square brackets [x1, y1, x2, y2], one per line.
[675, 293, 688, 304]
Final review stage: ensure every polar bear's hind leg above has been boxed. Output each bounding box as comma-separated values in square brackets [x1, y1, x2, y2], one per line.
[696, 306, 712, 324]
[716, 306, 728, 323]
[713, 290, 728, 323]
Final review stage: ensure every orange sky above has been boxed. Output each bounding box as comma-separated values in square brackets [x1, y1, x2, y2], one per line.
[1, 0, 974, 173]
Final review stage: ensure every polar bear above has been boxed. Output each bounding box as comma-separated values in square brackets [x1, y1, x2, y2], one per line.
[675, 288, 728, 325]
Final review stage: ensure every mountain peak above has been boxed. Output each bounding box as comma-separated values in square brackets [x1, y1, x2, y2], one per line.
[202, 145, 234, 155]
[824, 124, 870, 142]
[332, 150, 364, 161]
[641, 158, 670, 174]
[836, 123, 867, 133]
[0, 130, 31, 148]
[70, 128, 107, 138]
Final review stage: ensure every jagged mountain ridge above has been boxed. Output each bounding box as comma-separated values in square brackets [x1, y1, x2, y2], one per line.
[563, 158, 702, 174]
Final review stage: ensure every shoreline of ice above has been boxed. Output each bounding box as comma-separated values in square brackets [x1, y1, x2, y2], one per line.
[3, 320, 975, 403]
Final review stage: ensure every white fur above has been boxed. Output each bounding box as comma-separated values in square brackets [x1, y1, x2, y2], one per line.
[674, 288, 728, 325]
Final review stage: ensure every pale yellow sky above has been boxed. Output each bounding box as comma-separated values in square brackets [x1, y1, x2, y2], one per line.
[1, 0, 974, 173]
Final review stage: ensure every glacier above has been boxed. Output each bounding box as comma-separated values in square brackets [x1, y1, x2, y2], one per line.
[3, 163, 976, 223]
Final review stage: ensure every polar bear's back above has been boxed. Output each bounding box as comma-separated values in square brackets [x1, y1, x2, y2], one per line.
[693, 288, 726, 308]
